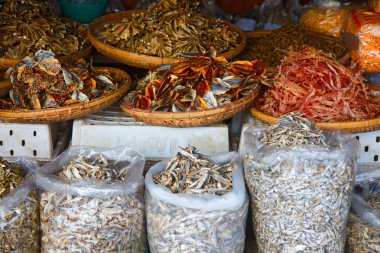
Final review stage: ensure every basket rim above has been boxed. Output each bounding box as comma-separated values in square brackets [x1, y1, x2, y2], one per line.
[88, 10, 247, 69]
[0, 67, 131, 123]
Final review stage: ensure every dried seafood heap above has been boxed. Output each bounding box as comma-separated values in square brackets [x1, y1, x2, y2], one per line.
[2, 50, 120, 110]
[154, 146, 236, 195]
[0, 158, 39, 253]
[0, 0, 89, 59]
[126, 52, 266, 112]
[256, 46, 380, 122]
[244, 115, 355, 252]
[147, 148, 248, 253]
[40, 153, 146, 252]
[95, 0, 239, 57]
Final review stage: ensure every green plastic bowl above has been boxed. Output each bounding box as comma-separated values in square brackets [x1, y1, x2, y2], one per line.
[58, 0, 108, 24]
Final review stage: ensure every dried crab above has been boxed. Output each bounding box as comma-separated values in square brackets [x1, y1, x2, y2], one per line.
[0, 0, 89, 59]
[95, 0, 239, 58]
[1, 50, 120, 110]
[125, 50, 266, 112]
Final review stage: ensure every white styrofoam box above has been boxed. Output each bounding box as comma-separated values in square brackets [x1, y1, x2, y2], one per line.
[0, 121, 71, 161]
[239, 114, 380, 165]
[72, 106, 229, 159]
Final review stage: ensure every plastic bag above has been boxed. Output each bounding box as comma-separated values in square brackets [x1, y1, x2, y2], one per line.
[36, 146, 147, 252]
[257, 0, 292, 29]
[343, 8, 380, 73]
[346, 167, 380, 252]
[300, 1, 351, 38]
[243, 127, 358, 253]
[145, 152, 249, 253]
[0, 158, 39, 253]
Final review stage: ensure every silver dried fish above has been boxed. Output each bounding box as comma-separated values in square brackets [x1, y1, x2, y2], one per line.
[40, 154, 146, 252]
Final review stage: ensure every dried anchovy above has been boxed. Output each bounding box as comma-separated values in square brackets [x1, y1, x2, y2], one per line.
[244, 115, 354, 252]
[153, 146, 236, 195]
[2, 50, 120, 110]
[0, 0, 89, 59]
[346, 194, 380, 253]
[146, 190, 248, 253]
[237, 25, 347, 67]
[40, 154, 146, 252]
[95, 0, 239, 58]
[259, 114, 327, 148]
[0, 158, 39, 253]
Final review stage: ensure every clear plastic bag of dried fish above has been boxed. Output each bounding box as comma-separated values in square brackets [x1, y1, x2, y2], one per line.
[36, 146, 147, 252]
[243, 114, 359, 253]
[0, 157, 39, 253]
[145, 146, 249, 253]
[346, 167, 380, 253]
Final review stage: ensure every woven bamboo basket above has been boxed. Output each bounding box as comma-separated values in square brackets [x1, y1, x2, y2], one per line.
[250, 85, 380, 133]
[0, 67, 131, 123]
[120, 85, 260, 127]
[88, 10, 246, 69]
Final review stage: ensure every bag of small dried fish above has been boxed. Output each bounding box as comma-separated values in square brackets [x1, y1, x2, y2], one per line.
[0, 157, 39, 253]
[145, 146, 249, 253]
[243, 114, 359, 253]
[36, 146, 147, 253]
[346, 167, 380, 253]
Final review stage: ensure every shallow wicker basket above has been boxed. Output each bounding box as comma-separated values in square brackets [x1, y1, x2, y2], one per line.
[88, 10, 247, 69]
[0, 18, 92, 68]
[120, 85, 260, 127]
[250, 85, 380, 133]
[0, 67, 131, 123]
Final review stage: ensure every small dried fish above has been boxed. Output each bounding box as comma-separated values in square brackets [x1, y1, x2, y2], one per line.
[243, 115, 355, 252]
[40, 153, 146, 252]
[0, 158, 39, 253]
[153, 146, 236, 195]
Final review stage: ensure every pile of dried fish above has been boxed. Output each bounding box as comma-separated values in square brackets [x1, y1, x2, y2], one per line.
[154, 146, 236, 195]
[40, 153, 146, 252]
[0, 158, 39, 253]
[0, 0, 89, 59]
[126, 51, 266, 112]
[95, 0, 239, 58]
[146, 149, 248, 253]
[1, 50, 121, 110]
[243, 115, 356, 252]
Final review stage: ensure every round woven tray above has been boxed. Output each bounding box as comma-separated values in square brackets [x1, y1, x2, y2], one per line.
[0, 67, 131, 123]
[120, 85, 260, 127]
[250, 85, 380, 133]
[88, 10, 246, 69]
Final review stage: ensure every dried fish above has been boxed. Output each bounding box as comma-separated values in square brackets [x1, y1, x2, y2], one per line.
[0, 158, 39, 253]
[39, 151, 146, 252]
[2, 50, 121, 110]
[95, 0, 239, 58]
[146, 150, 248, 253]
[243, 115, 357, 253]
[126, 51, 266, 111]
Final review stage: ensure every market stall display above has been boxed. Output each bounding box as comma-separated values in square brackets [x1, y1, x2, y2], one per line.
[0, 0, 91, 68]
[121, 51, 265, 126]
[243, 114, 358, 252]
[36, 146, 147, 252]
[252, 46, 380, 132]
[0, 50, 131, 123]
[346, 168, 380, 252]
[146, 147, 248, 253]
[0, 158, 39, 253]
[88, 0, 246, 69]
[237, 25, 348, 67]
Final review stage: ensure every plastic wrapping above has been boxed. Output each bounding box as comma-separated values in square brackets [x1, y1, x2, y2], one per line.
[300, 1, 351, 38]
[243, 127, 358, 253]
[145, 152, 249, 253]
[36, 146, 147, 252]
[346, 167, 380, 252]
[343, 8, 380, 73]
[0, 158, 39, 253]
[257, 0, 293, 29]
